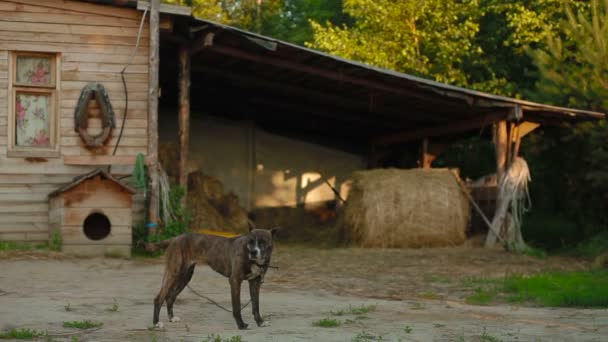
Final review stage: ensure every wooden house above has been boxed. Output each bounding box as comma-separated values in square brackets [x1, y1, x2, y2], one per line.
[0, 0, 604, 249]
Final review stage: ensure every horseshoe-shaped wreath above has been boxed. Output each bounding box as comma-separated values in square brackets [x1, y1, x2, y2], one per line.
[74, 83, 116, 147]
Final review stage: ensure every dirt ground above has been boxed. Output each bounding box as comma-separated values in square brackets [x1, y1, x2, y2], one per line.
[1, 246, 607, 342]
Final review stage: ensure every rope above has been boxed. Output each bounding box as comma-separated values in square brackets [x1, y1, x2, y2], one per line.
[186, 284, 252, 313]
[185, 266, 278, 313]
[108, 7, 148, 174]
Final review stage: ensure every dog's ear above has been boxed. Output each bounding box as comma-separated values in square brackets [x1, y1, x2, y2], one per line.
[270, 226, 280, 240]
[247, 218, 257, 232]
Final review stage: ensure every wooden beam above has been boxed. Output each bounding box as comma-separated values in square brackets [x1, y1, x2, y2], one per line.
[203, 44, 460, 105]
[178, 45, 191, 198]
[147, 0, 160, 231]
[372, 112, 506, 146]
[191, 65, 444, 122]
[137, 0, 192, 16]
[64, 155, 148, 166]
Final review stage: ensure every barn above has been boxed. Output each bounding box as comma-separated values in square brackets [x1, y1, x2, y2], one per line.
[0, 0, 603, 252]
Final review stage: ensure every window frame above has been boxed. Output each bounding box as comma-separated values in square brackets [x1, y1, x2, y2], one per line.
[7, 51, 60, 158]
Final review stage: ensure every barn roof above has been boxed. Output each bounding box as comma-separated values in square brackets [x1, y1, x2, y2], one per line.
[76, 0, 605, 146]
[49, 168, 136, 198]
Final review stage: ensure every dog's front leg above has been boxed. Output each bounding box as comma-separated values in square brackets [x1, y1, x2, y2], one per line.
[249, 278, 267, 327]
[230, 277, 248, 329]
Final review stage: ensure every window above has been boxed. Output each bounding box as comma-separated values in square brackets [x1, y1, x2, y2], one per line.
[8, 52, 59, 157]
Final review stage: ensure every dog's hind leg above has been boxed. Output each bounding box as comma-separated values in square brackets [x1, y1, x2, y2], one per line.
[166, 263, 196, 323]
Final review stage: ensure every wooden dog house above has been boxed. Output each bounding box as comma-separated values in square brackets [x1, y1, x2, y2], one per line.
[49, 169, 135, 257]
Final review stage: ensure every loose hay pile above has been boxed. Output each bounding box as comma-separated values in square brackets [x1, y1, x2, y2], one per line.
[343, 168, 470, 248]
[187, 171, 249, 234]
[159, 142, 249, 234]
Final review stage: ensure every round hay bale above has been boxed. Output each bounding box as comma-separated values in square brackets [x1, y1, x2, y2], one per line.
[343, 168, 470, 248]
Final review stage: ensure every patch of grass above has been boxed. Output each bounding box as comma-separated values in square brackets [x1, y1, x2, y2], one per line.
[50, 231, 62, 252]
[330, 304, 377, 316]
[504, 270, 608, 307]
[64, 303, 72, 312]
[351, 331, 385, 341]
[403, 325, 412, 334]
[355, 315, 369, 320]
[203, 334, 242, 342]
[62, 320, 103, 330]
[0, 241, 50, 253]
[312, 318, 341, 328]
[0, 328, 46, 340]
[433, 323, 446, 328]
[466, 287, 497, 305]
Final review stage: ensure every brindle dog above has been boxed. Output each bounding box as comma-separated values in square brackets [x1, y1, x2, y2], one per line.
[147, 226, 277, 330]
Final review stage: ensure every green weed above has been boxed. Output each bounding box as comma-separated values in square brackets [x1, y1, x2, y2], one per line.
[0, 328, 46, 340]
[351, 331, 384, 341]
[62, 321, 103, 329]
[330, 304, 377, 316]
[312, 318, 341, 328]
[203, 334, 242, 342]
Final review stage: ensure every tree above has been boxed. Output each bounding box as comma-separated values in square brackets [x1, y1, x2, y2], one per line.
[525, 0, 608, 236]
[308, 0, 482, 86]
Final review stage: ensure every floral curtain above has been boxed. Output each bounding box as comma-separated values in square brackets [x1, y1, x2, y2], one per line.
[16, 56, 52, 86]
[15, 93, 50, 147]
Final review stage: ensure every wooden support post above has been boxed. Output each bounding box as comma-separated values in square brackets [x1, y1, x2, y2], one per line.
[147, 0, 160, 233]
[420, 138, 434, 169]
[485, 120, 509, 247]
[178, 46, 191, 202]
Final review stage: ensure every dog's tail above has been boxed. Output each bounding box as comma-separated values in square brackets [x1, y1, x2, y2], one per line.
[144, 238, 174, 253]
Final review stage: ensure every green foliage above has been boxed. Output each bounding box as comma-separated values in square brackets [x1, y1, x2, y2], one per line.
[309, 0, 482, 86]
[524, 0, 608, 239]
[0, 328, 46, 340]
[149, 185, 191, 243]
[564, 232, 608, 258]
[312, 318, 341, 328]
[131, 153, 147, 190]
[62, 321, 103, 330]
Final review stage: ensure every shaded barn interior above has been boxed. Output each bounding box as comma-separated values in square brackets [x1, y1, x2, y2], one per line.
[155, 15, 602, 236]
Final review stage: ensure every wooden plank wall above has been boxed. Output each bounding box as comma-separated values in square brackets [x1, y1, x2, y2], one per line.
[0, 0, 149, 241]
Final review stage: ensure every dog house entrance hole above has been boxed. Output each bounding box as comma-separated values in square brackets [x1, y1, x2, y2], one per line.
[83, 212, 111, 240]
